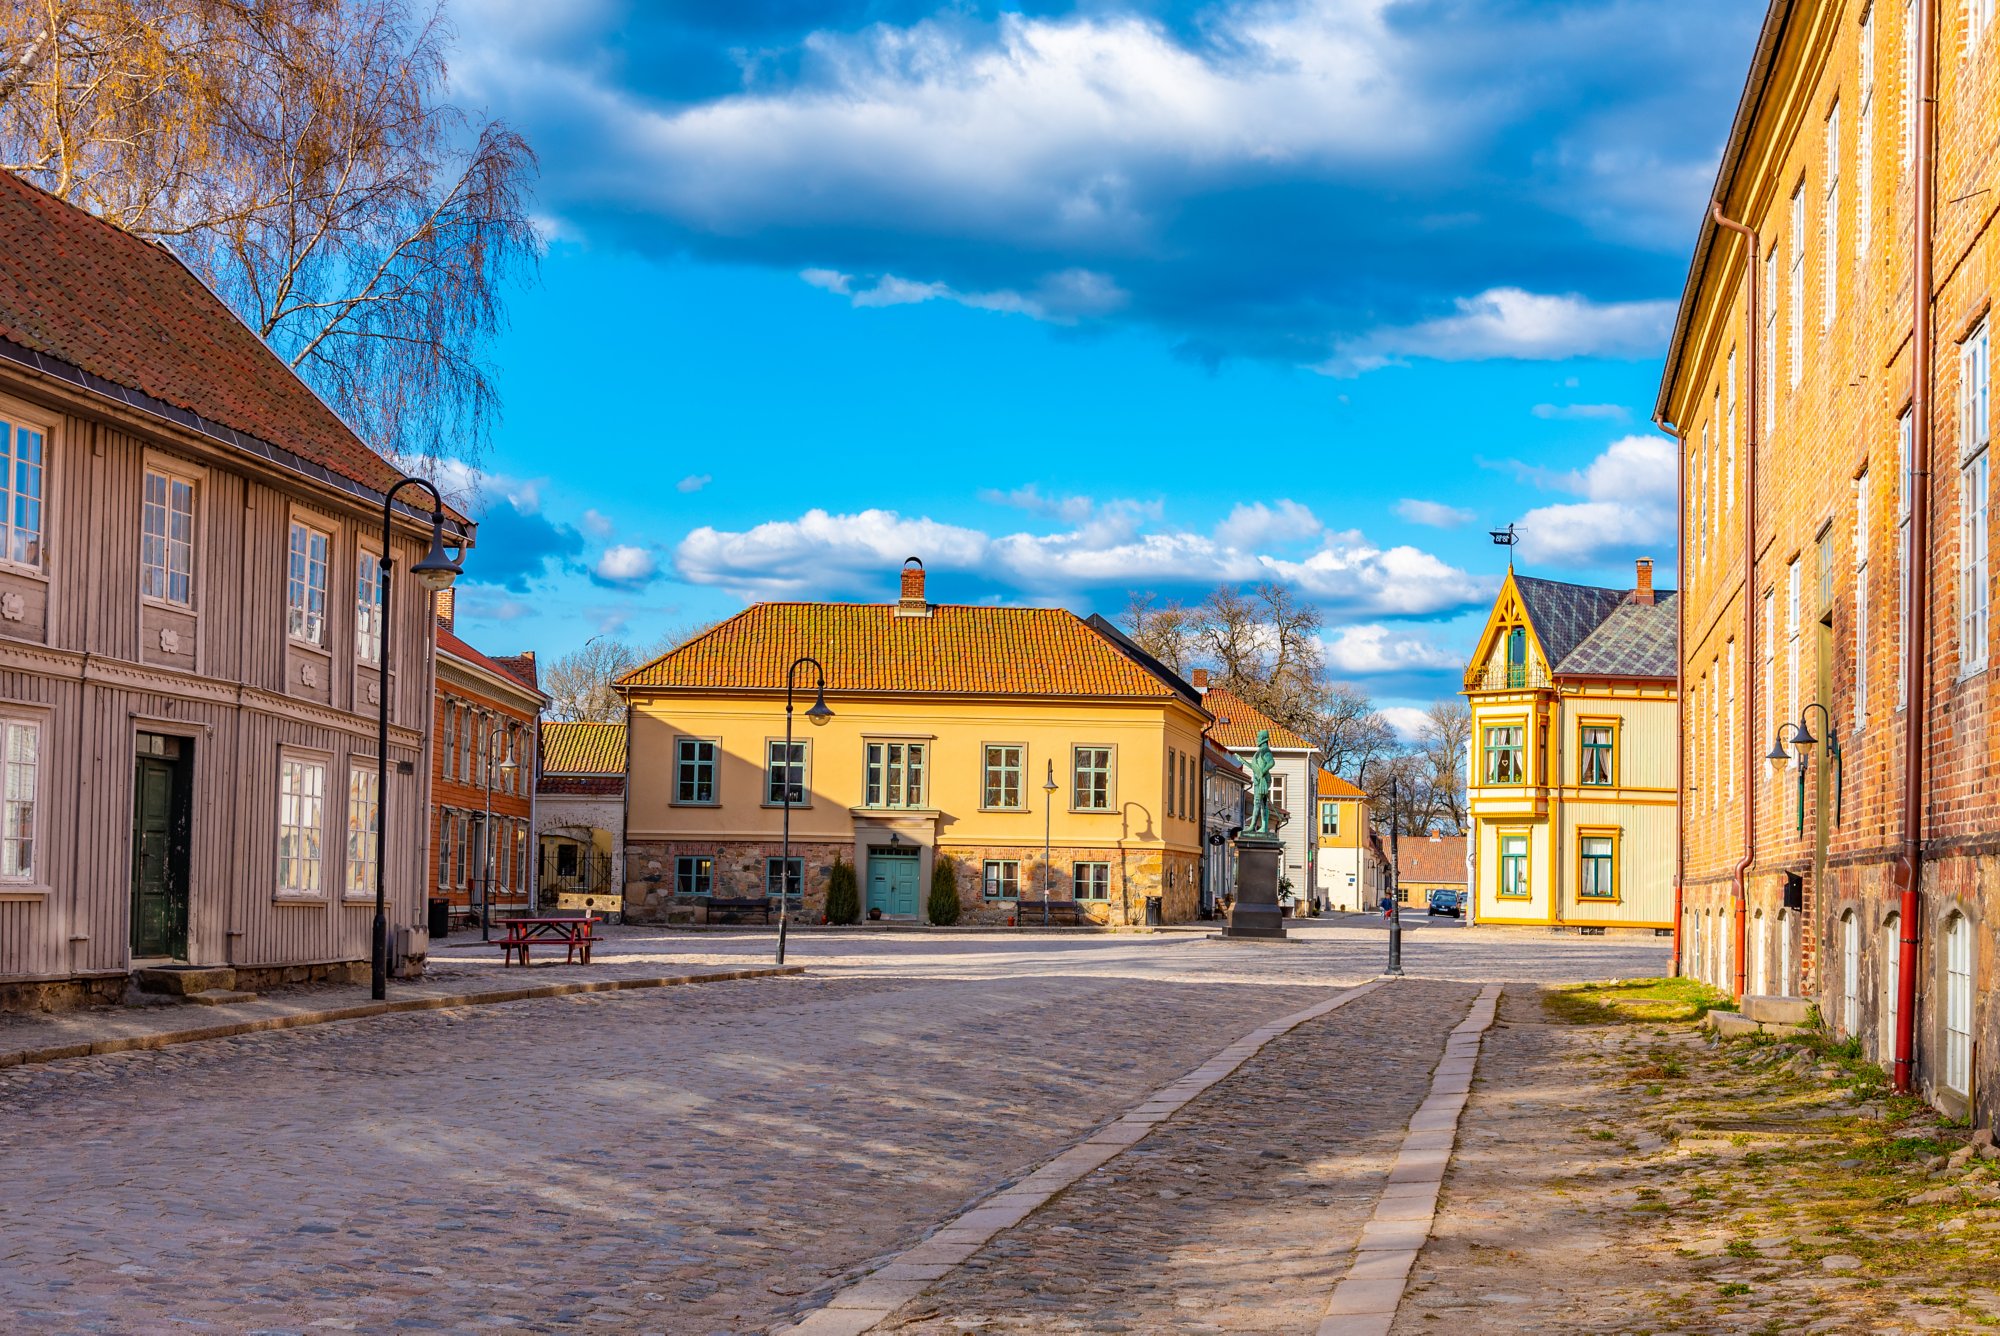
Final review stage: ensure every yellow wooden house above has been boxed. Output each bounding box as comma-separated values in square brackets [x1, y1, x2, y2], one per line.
[1462, 559, 1678, 931]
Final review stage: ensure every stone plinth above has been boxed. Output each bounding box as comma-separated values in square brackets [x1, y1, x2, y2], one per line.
[1224, 834, 1287, 939]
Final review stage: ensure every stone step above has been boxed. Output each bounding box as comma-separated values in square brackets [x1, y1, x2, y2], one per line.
[1706, 1010, 1804, 1040]
[186, 989, 258, 1006]
[1741, 994, 1815, 1026]
[134, 966, 237, 996]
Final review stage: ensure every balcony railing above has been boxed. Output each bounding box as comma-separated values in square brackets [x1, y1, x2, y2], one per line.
[1463, 658, 1552, 692]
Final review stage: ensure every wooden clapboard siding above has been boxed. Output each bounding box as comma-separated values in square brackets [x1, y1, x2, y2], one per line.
[0, 362, 445, 989]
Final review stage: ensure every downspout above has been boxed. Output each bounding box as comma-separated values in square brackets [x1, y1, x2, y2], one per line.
[1894, 0, 1937, 1097]
[1709, 200, 1760, 1003]
[1658, 419, 1687, 978]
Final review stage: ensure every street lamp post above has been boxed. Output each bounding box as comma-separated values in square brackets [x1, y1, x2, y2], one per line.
[373, 478, 464, 1001]
[1385, 776, 1404, 977]
[1042, 760, 1058, 926]
[777, 656, 833, 965]
[479, 746, 520, 941]
[1766, 701, 1842, 832]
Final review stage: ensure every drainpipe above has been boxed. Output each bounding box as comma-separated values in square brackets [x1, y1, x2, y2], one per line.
[1659, 420, 1687, 978]
[1708, 200, 1760, 1003]
[1894, 0, 1937, 1097]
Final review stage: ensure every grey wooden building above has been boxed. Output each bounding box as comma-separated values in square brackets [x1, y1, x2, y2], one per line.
[0, 171, 471, 1008]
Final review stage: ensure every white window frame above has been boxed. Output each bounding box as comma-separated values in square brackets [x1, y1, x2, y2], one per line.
[1944, 912, 1973, 1096]
[1727, 346, 1739, 508]
[1902, 0, 1917, 168]
[1898, 408, 1914, 707]
[1841, 910, 1860, 1036]
[140, 462, 197, 608]
[1971, 0, 1994, 51]
[1786, 559, 1803, 750]
[276, 749, 329, 900]
[1822, 101, 1840, 331]
[0, 401, 49, 575]
[1857, 4, 1875, 256]
[1884, 912, 1902, 1055]
[1726, 639, 1738, 803]
[355, 547, 385, 666]
[1854, 470, 1871, 726]
[286, 518, 331, 647]
[1962, 448, 1989, 676]
[1789, 182, 1806, 390]
[344, 763, 379, 901]
[1762, 251, 1779, 430]
[0, 712, 44, 890]
[1762, 587, 1778, 783]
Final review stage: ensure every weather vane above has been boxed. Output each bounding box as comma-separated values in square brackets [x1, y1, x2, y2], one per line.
[1489, 522, 1521, 570]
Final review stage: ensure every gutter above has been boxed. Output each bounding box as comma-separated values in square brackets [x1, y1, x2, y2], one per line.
[1662, 420, 1687, 979]
[1894, 0, 1937, 1098]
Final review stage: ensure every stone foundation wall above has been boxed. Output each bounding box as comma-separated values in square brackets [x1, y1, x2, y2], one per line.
[0, 974, 126, 1014]
[233, 959, 374, 992]
[624, 840, 853, 923]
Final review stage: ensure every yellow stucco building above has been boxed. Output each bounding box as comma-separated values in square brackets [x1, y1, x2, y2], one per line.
[1463, 561, 1679, 931]
[614, 561, 1211, 925]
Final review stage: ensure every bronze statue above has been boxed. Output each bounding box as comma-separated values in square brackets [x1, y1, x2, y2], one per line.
[1245, 729, 1276, 835]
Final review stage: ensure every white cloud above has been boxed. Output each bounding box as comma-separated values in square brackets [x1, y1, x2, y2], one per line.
[1324, 289, 1675, 374]
[1395, 498, 1475, 528]
[1214, 500, 1322, 550]
[804, 266, 1128, 324]
[1514, 434, 1677, 566]
[676, 474, 713, 494]
[581, 509, 615, 539]
[675, 506, 1486, 616]
[1532, 402, 1630, 421]
[1377, 706, 1432, 745]
[978, 484, 1095, 523]
[1320, 624, 1462, 676]
[425, 461, 543, 515]
[594, 545, 659, 587]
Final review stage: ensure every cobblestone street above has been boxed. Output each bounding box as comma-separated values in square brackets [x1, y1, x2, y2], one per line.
[0, 928, 1664, 1334]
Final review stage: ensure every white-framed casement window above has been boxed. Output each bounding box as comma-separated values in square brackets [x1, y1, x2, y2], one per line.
[1822, 101, 1840, 330]
[1072, 745, 1113, 811]
[0, 713, 41, 885]
[1857, 4, 1876, 256]
[765, 739, 808, 806]
[276, 751, 328, 898]
[674, 738, 717, 804]
[1883, 911, 1902, 1053]
[982, 743, 1024, 810]
[1762, 251, 1779, 429]
[514, 825, 528, 898]
[1898, 408, 1914, 706]
[344, 764, 379, 900]
[982, 859, 1019, 900]
[1841, 910, 1861, 1036]
[140, 468, 195, 606]
[1902, 0, 1917, 168]
[1854, 469, 1871, 726]
[863, 740, 928, 808]
[355, 549, 384, 666]
[0, 410, 47, 570]
[1753, 910, 1768, 996]
[442, 700, 458, 780]
[1788, 182, 1805, 389]
[286, 520, 330, 646]
[1073, 861, 1110, 900]
[1971, 0, 1994, 50]
[1762, 587, 1778, 779]
[1786, 559, 1803, 744]
[1963, 321, 1991, 676]
[435, 808, 451, 892]
[1944, 911, 1973, 1096]
[1698, 421, 1710, 563]
[1727, 346, 1739, 506]
[1726, 639, 1739, 803]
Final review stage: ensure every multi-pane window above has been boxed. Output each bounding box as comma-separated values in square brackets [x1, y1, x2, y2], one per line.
[141, 470, 194, 605]
[1822, 102, 1839, 329]
[983, 744, 1023, 809]
[514, 825, 528, 897]
[345, 765, 378, 899]
[1965, 320, 1991, 452]
[1858, 4, 1875, 255]
[1899, 409, 1915, 706]
[982, 859, 1020, 900]
[436, 810, 450, 892]
[1498, 835, 1529, 898]
[1269, 772, 1287, 818]
[1578, 836, 1616, 899]
[1972, 0, 1994, 49]
[1841, 911, 1861, 1037]
[1855, 471, 1871, 725]
[1787, 559, 1803, 744]
[764, 856, 803, 899]
[1073, 861, 1110, 900]
[675, 855, 713, 898]
[0, 416, 45, 568]
[1580, 725, 1614, 786]
[286, 520, 330, 645]
[1963, 450, 1989, 673]
[1818, 524, 1837, 614]
[356, 551, 384, 665]
[442, 702, 458, 780]
[1788, 182, 1805, 389]
[1884, 912, 1902, 1051]
[864, 740, 928, 808]
[1697, 421, 1710, 562]
[1945, 912, 1973, 1095]
[1072, 746, 1112, 810]
[1727, 638, 1739, 802]
[1762, 251, 1779, 429]
[1320, 802, 1340, 837]
[277, 754, 326, 896]
[1902, 0, 1917, 167]
[0, 717, 37, 881]
[1726, 347, 1739, 506]
[766, 740, 807, 805]
[1763, 588, 1778, 764]
[675, 738, 717, 804]
[1482, 725, 1525, 784]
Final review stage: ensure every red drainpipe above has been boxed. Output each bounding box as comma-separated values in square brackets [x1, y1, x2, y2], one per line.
[1708, 200, 1760, 1003]
[1893, 0, 1937, 1097]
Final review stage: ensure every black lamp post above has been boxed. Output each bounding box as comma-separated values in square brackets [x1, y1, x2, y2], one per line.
[1042, 759, 1059, 926]
[776, 656, 832, 965]
[373, 478, 463, 1001]
[1767, 701, 1842, 833]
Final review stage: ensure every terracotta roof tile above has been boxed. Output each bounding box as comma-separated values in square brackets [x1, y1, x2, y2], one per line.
[616, 603, 1182, 699]
[438, 627, 547, 705]
[540, 721, 627, 775]
[1396, 834, 1467, 886]
[539, 774, 624, 797]
[1316, 769, 1366, 799]
[1198, 686, 1316, 752]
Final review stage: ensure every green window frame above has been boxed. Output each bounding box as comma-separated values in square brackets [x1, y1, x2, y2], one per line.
[675, 738, 717, 805]
[675, 855, 713, 897]
[864, 740, 928, 808]
[983, 744, 1024, 810]
[1320, 802, 1340, 836]
[982, 859, 1020, 900]
[764, 856, 803, 898]
[1072, 746, 1113, 811]
[1580, 725, 1615, 786]
[1483, 725, 1525, 785]
[1578, 835, 1616, 900]
[1074, 861, 1110, 900]
[766, 740, 808, 806]
[1498, 835, 1530, 898]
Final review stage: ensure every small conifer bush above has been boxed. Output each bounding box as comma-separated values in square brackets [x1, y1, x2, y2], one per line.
[825, 857, 860, 925]
[928, 855, 962, 926]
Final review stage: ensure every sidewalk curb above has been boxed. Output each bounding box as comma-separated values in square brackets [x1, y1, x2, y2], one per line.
[0, 966, 805, 1072]
[772, 976, 1391, 1336]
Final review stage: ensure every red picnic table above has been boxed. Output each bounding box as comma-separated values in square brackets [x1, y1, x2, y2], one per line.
[495, 916, 596, 966]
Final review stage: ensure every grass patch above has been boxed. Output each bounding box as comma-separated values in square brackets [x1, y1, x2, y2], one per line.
[1544, 977, 1737, 1025]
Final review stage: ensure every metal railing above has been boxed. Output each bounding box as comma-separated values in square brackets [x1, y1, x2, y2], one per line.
[1463, 658, 1553, 692]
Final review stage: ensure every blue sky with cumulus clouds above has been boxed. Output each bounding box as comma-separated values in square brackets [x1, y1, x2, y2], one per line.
[441, 0, 1755, 733]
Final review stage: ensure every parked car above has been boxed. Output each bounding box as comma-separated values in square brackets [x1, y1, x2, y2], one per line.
[1427, 889, 1465, 918]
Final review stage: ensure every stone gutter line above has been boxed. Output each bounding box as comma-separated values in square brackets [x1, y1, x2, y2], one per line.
[773, 977, 1392, 1336]
[0, 966, 804, 1071]
[1316, 982, 1503, 1336]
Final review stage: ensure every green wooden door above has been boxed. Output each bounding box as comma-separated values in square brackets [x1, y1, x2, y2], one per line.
[130, 751, 187, 959]
[867, 847, 919, 917]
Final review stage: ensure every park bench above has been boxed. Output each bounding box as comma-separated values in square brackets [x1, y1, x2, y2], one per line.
[1013, 898, 1084, 927]
[704, 896, 774, 925]
[496, 916, 595, 966]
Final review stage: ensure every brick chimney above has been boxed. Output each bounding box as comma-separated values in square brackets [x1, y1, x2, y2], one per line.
[1191, 668, 1210, 690]
[434, 586, 456, 632]
[895, 557, 931, 617]
[1632, 557, 1655, 606]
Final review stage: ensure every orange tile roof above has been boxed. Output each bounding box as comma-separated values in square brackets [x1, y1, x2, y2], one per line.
[541, 721, 627, 775]
[616, 602, 1183, 700]
[1397, 833, 1467, 887]
[1198, 686, 1316, 752]
[1317, 769, 1366, 799]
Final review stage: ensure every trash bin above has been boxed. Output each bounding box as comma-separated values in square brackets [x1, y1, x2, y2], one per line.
[428, 897, 451, 940]
[1145, 895, 1163, 927]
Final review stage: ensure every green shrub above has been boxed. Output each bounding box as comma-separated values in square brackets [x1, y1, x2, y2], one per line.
[928, 855, 962, 926]
[825, 857, 860, 925]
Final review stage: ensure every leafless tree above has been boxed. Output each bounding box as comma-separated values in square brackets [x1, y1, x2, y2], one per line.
[543, 626, 710, 723]
[0, 0, 540, 468]
[1417, 699, 1471, 832]
[1313, 682, 1397, 785]
[1122, 592, 1196, 673]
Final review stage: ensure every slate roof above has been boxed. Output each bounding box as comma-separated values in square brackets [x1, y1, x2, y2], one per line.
[0, 170, 467, 527]
[1397, 834, 1468, 887]
[616, 602, 1184, 699]
[1557, 593, 1680, 679]
[1513, 577, 1631, 668]
[1317, 769, 1366, 799]
[1199, 686, 1316, 752]
[540, 721, 627, 775]
[1203, 738, 1248, 778]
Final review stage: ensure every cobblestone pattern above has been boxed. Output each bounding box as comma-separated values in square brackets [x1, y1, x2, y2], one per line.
[0, 962, 1340, 1335]
[881, 978, 1479, 1334]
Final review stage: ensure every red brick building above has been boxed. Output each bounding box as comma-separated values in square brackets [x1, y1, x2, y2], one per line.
[430, 599, 546, 927]
[1657, 0, 1999, 1119]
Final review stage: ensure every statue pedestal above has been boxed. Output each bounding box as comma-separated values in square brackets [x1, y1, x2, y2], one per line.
[1224, 832, 1287, 940]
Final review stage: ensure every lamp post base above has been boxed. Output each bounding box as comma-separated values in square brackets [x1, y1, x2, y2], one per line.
[1223, 835, 1287, 940]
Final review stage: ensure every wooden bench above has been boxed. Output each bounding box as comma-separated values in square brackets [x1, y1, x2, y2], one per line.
[1014, 898, 1084, 926]
[496, 916, 595, 966]
[704, 896, 774, 925]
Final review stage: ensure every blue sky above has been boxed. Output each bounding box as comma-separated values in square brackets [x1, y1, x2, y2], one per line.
[444, 0, 1757, 733]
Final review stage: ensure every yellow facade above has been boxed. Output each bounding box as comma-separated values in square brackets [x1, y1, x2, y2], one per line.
[1464, 573, 1678, 930]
